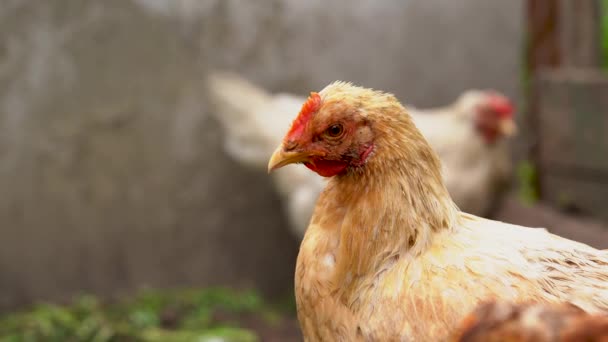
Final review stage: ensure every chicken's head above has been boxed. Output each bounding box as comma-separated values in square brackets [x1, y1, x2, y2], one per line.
[267, 84, 379, 177]
[458, 90, 517, 145]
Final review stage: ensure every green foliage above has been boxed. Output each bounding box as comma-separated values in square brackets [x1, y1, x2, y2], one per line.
[516, 160, 539, 206]
[140, 327, 257, 342]
[0, 288, 282, 342]
[602, 0, 608, 70]
[0, 296, 116, 342]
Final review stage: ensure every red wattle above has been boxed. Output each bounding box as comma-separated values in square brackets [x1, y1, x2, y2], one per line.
[305, 160, 349, 177]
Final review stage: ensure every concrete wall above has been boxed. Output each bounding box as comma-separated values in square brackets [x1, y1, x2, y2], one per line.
[0, 0, 523, 309]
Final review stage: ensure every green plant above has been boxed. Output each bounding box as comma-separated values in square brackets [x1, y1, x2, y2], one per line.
[516, 160, 539, 206]
[602, 0, 608, 70]
[0, 288, 283, 342]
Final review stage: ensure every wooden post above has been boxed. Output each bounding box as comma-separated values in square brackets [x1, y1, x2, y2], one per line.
[526, 0, 562, 197]
[526, 0, 562, 72]
[528, 0, 608, 220]
[525, 0, 603, 198]
[558, 0, 602, 68]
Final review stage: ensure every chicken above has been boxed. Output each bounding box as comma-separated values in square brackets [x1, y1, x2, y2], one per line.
[206, 71, 517, 240]
[267, 82, 608, 341]
[412, 90, 515, 216]
[206, 72, 326, 240]
[452, 301, 608, 342]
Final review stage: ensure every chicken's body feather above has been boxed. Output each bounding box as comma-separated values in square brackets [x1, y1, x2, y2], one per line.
[452, 301, 608, 342]
[206, 71, 300, 168]
[297, 184, 608, 341]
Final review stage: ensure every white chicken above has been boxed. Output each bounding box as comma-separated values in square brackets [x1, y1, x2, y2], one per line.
[206, 72, 326, 241]
[206, 71, 516, 239]
[413, 90, 516, 216]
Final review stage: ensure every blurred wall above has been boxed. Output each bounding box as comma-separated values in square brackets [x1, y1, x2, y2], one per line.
[0, 0, 522, 309]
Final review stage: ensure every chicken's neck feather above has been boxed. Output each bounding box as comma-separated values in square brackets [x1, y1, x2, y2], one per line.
[312, 103, 459, 293]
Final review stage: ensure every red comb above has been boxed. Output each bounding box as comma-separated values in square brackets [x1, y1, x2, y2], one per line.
[488, 94, 514, 119]
[285, 92, 322, 141]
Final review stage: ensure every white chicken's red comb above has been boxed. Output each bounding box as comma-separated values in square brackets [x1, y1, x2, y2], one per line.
[487, 93, 514, 118]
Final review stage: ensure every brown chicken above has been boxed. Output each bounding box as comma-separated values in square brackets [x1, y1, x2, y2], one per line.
[452, 301, 608, 342]
[267, 82, 608, 341]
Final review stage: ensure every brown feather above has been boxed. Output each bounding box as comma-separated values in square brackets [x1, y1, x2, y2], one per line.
[451, 301, 608, 342]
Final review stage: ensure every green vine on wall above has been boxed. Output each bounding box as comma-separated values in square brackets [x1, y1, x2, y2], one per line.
[602, 0, 608, 69]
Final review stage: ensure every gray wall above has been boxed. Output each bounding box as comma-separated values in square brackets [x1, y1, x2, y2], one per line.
[0, 0, 522, 309]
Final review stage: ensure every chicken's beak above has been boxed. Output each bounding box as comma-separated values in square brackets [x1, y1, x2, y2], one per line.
[498, 118, 518, 137]
[268, 144, 311, 173]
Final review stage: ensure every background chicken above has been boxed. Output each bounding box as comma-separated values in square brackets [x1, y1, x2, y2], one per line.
[412, 90, 516, 216]
[268, 82, 608, 341]
[206, 72, 326, 241]
[206, 71, 517, 239]
[451, 301, 608, 342]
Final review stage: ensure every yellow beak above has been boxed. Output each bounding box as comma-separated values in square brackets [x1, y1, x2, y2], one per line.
[498, 118, 517, 137]
[267, 144, 311, 173]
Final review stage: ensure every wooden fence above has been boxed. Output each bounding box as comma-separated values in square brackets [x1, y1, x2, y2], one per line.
[527, 0, 608, 221]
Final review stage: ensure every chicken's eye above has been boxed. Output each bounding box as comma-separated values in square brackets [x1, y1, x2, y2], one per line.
[325, 124, 344, 138]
